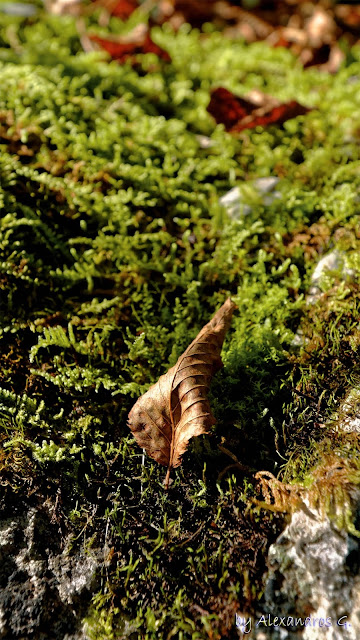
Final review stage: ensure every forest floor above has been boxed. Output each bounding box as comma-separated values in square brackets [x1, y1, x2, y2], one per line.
[1, 1, 360, 638]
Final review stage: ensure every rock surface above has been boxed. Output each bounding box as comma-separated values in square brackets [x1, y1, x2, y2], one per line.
[333, 389, 360, 434]
[307, 249, 355, 304]
[0, 502, 103, 639]
[259, 504, 360, 640]
[219, 177, 280, 219]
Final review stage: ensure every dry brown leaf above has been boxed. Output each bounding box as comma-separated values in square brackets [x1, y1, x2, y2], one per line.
[127, 298, 236, 488]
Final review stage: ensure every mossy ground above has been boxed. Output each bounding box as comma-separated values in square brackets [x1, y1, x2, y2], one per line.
[1, 3, 360, 638]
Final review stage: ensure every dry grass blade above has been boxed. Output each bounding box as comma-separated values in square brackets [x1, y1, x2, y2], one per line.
[127, 298, 236, 488]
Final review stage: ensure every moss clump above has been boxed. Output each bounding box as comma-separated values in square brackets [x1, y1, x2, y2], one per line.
[1, 4, 360, 638]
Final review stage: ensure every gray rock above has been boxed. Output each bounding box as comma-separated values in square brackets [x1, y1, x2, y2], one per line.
[332, 389, 360, 434]
[292, 249, 356, 347]
[220, 186, 252, 218]
[0, 503, 103, 639]
[255, 177, 281, 195]
[260, 504, 360, 640]
[219, 177, 280, 219]
[307, 250, 342, 303]
[307, 250, 355, 305]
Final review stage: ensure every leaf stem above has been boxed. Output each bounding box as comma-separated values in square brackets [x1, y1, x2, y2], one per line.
[164, 466, 171, 490]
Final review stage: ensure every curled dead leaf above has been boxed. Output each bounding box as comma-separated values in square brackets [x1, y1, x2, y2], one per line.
[127, 298, 236, 488]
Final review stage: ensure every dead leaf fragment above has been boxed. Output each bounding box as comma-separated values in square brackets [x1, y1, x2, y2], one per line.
[89, 24, 171, 63]
[207, 87, 311, 133]
[127, 298, 236, 488]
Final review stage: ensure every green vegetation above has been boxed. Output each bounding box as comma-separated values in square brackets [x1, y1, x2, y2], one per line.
[1, 4, 360, 638]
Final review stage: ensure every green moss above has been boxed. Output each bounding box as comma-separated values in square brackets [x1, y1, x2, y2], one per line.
[1, 5, 360, 638]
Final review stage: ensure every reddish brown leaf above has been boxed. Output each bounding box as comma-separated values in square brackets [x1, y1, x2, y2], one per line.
[207, 87, 311, 133]
[207, 87, 252, 132]
[127, 298, 236, 488]
[335, 5, 360, 32]
[89, 27, 171, 63]
[106, 0, 138, 18]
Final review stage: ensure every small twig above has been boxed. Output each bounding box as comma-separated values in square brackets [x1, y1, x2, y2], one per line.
[290, 387, 317, 403]
[217, 443, 239, 463]
[217, 443, 256, 480]
[50, 486, 62, 524]
[217, 462, 255, 483]
[176, 522, 205, 548]
[73, 504, 98, 541]
[191, 604, 211, 617]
